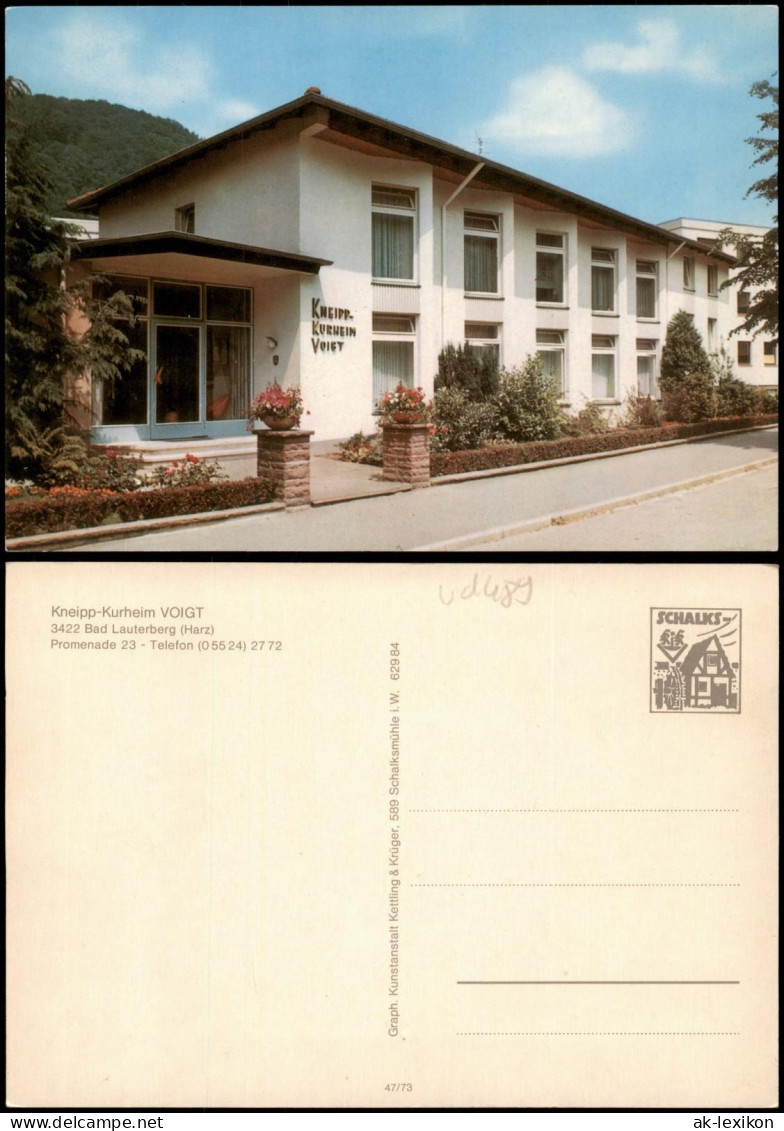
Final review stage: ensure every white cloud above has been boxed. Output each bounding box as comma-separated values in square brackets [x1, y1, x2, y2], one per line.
[476, 67, 633, 158]
[53, 13, 216, 114]
[49, 11, 262, 135]
[582, 18, 722, 83]
[215, 99, 262, 125]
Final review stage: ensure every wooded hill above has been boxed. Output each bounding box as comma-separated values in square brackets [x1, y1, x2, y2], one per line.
[12, 92, 201, 217]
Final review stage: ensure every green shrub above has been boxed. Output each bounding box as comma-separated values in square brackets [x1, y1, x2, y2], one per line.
[754, 388, 778, 414]
[142, 453, 227, 488]
[429, 386, 499, 452]
[620, 393, 663, 429]
[435, 342, 499, 401]
[715, 376, 759, 417]
[561, 399, 611, 436]
[37, 445, 144, 491]
[6, 478, 276, 538]
[337, 430, 383, 465]
[661, 370, 717, 422]
[492, 356, 563, 443]
[430, 415, 777, 477]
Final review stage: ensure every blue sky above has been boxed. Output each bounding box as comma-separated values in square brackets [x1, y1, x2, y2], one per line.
[6, 5, 779, 226]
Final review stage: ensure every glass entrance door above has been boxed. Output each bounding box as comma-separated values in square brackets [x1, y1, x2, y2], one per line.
[152, 324, 202, 436]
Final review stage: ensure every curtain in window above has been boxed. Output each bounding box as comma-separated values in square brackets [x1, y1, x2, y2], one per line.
[538, 349, 563, 392]
[373, 341, 414, 407]
[637, 355, 655, 396]
[464, 235, 497, 293]
[207, 326, 250, 420]
[592, 353, 615, 398]
[372, 214, 414, 279]
[636, 278, 656, 318]
[591, 266, 614, 311]
[536, 252, 563, 302]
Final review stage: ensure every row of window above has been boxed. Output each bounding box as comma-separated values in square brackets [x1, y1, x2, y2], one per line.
[371, 313, 658, 404]
[738, 339, 777, 366]
[371, 185, 721, 313]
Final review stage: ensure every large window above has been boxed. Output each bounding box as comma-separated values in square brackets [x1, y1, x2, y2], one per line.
[591, 334, 616, 399]
[372, 314, 416, 410]
[205, 286, 252, 422]
[707, 265, 719, 296]
[92, 275, 149, 426]
[636, 338, 658, 397]
[465, 322, 500, 364]
[737, 341, 751, 366]
[683, 256, 695, 291]
[636, 260, 657, 319]
[536, 330, 567, 395]
[464, 212, 500, 294]
[591, 248, 616, 312]
[536, 233, 565, 304]
[372, 185, 416, 281]
[737, 289, 750, 314]
[763, 341, 777, 366]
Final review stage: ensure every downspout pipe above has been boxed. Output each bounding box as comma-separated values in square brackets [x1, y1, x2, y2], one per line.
[440, 161, 485, 348]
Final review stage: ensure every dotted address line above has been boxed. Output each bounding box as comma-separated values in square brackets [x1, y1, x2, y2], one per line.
[457, 1031, 739, 1036]
[410, 809, 740, 813]
[412, 883, 740, 888]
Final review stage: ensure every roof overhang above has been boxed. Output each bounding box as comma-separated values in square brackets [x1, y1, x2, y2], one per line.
[70, 231, 332, 276]
[66, 93, 735, 264]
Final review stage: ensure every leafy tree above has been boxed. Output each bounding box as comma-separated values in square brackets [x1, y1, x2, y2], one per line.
[658, 310, 716, 422]
[717, 77, 778, 338]
[5, 78, 143, 478]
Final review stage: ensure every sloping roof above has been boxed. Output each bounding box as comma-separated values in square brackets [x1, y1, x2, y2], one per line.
[680, 636, 734, 681]
[70, 230, 332, 274]
[66, 91, 734, 262]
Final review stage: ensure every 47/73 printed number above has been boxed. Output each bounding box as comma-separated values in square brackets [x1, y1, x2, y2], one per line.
[385, 1083, 413, 1092]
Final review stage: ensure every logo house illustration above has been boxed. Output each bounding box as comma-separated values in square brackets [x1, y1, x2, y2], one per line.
[651, 608, 741, 713]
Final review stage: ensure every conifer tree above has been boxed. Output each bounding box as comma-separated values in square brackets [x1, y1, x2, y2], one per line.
[659, 310, 716, 422]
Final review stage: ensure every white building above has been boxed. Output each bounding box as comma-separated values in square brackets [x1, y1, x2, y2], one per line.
[65, 89, 738, 446]
[659, 218, 778, 390]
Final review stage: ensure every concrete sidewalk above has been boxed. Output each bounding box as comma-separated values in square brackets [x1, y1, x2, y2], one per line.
[51, 426, 777, 552]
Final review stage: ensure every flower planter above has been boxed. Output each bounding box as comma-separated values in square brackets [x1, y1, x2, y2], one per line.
[392, 411, 426, 424]
[261, 415, 299, 431]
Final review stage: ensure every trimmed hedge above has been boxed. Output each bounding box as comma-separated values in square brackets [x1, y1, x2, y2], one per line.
[6, 477, 275, 538]
[430, 415, 778, 477]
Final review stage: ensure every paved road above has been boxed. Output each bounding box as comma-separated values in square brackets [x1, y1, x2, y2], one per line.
[63, 428, 778, 553]
[453, 463, 778, 552]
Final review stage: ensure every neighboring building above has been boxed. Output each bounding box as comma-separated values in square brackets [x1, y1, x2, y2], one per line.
[659, 218, 778, 391]
[64, 89, 736, 446]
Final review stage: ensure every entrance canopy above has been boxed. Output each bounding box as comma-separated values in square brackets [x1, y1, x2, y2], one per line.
[72, 230, 333, 284]
[74, 234, 332, 444]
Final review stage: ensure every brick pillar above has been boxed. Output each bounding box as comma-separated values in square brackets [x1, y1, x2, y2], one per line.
[256, 429, 313, 508]
[381, 422, 431, 487]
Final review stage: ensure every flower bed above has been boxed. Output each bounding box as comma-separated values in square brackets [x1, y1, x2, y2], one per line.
[6, 478, 275, 539]
[429, 415, 778, 477]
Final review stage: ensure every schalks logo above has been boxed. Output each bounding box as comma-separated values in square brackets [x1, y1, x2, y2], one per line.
[650, 607, 741, 714]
